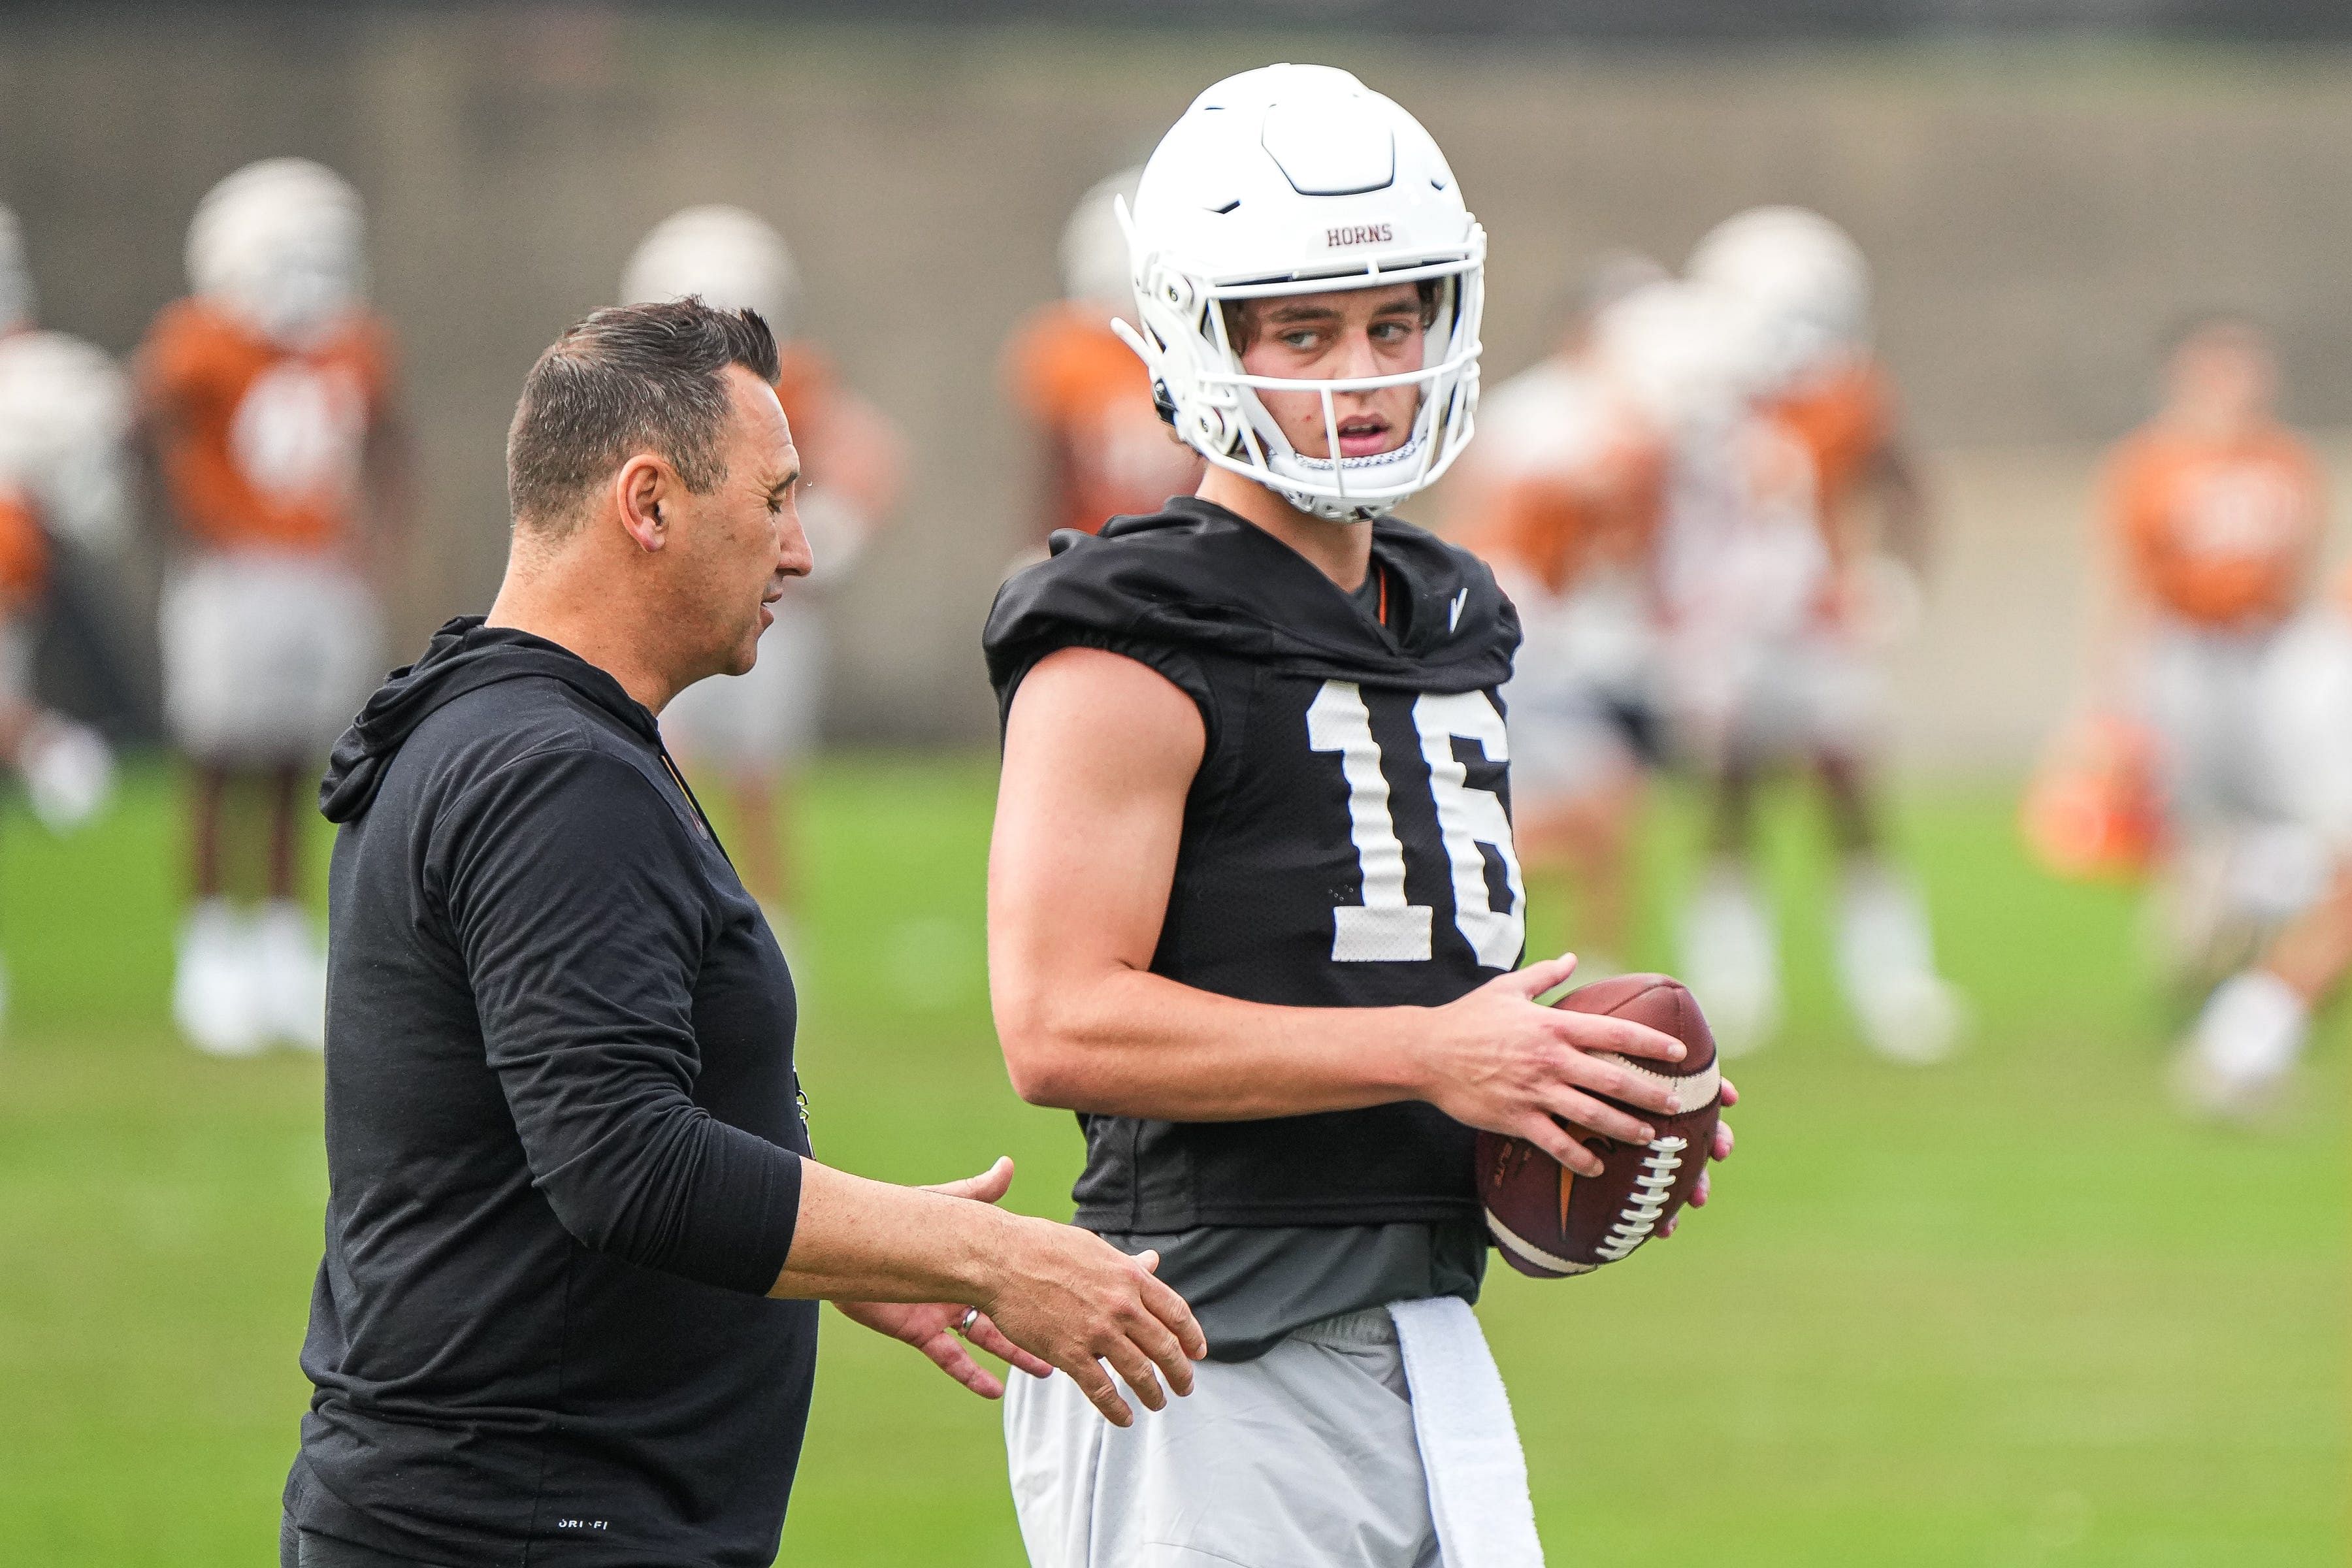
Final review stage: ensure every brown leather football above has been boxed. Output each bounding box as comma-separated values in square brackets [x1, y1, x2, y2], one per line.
[1477, 973, 1722, 1279]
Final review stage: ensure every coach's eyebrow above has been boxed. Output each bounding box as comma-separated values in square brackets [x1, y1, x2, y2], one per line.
[766, 465, 801, 500]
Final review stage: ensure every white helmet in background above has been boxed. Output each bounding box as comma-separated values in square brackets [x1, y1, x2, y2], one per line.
[1686, 205, 1869, 393]
[1060, 167, 1144, 314]
[0, 204, 31, 335]
[1119, 63, 1484, 522]
[1594, 278, 1767, 442]
[188, 158, 367, 347]
[622, 205, 801, 340]
[0, 331, 133, 551]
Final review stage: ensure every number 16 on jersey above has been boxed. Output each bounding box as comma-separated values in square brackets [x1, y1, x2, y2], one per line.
[1307, 679, 1524, 970]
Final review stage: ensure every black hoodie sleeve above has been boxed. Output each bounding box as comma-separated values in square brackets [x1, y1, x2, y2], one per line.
[434, 743, 801, 1295]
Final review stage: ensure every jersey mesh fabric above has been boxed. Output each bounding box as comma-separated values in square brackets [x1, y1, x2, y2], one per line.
[985, 499, 1522, 1238]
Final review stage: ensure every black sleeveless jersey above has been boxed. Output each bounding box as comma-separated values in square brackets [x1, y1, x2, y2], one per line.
[983, 498, 1526, 1231]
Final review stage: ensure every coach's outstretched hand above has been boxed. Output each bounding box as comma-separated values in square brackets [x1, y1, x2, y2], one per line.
[772, 1156, 1204, 1429]
[1418, 952, 1691, 1178]
[976, 1222, 1203, 1429]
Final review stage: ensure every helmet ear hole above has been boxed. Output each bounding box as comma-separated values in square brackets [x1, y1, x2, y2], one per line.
[1190, 404, 1232, 451]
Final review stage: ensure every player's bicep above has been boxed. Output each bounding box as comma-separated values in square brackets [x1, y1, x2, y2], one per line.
[989, 645, 1205, 1007]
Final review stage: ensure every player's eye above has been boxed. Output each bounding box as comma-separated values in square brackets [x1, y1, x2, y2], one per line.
[1280, 328, 1320, 351]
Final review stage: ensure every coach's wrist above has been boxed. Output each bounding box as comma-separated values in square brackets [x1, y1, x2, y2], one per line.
[936, 1197, 1024, 1311]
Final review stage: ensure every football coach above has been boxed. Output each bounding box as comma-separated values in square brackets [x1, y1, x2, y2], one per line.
[279, 299, 1204, 1568]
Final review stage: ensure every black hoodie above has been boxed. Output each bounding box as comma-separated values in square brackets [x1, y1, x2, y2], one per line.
[285, 617, 815, 1568]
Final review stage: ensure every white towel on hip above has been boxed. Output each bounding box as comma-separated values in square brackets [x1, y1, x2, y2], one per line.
[1390, 1295, 1546, 1567]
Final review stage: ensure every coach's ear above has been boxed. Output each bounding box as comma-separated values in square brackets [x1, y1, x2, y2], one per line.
[613, 452, 676, 555]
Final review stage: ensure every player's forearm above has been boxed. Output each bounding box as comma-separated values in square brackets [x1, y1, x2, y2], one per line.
[996, 963, 1430, 1120]
[767, 1160, 1013, 1304]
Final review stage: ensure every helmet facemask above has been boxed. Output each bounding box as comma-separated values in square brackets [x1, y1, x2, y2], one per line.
[1119, 216, 1483, 523]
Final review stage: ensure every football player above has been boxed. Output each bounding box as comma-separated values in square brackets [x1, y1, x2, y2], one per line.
[139, 159, 410, 1055]
[2180, 559, 2352, 1117]
[2075, 318, 2329, 1109]
[1002, 167, 1205, 561]
[624, 204, 904, 932]
[0, 204, 129, 1022]
[1448, 255, 1669, 976]
[1665, 208, 1960, 1062]
[985, 65, 1734, 1567]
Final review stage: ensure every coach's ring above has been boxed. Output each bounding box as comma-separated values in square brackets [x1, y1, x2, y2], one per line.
[955, 1307, 980, 1337]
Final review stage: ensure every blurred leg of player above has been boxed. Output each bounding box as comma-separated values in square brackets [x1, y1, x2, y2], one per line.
[1680, 742, 1781, 1059]
[1504, 590, 1654, 976]
[1801, 638, 1963, 1064]
[2174, 596, 2352, 1115]
[661, 594, 825, 939]
[166, 552, 377, 1055]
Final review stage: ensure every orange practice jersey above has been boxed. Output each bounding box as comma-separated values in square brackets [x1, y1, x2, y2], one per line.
[0, 489, 48, 604]
[1460, 431, 1663, 598]
[138, 297, 395, 555]
[1769, 357, 1898, 529]
[2104, 423, 2323, 629]
[773, 342, 836, 449]
[1005, 301, 1202, 539]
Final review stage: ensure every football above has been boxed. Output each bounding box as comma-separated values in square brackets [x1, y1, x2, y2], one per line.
[1478, 973, 1723, 1278]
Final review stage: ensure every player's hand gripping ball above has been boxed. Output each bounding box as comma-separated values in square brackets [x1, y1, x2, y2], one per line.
[1478, 973, 1722, 1278]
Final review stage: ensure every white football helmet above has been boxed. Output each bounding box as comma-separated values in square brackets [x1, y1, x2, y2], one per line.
[187, 159, 368, 347]
[0, 330, 133, 551]
[622, 205, 801, 340]
[1060, 167, 1144, 314]
[1117, 63, 1484, 522]
[0, 204, 31, 336]
[1686, 206, 1870, 393]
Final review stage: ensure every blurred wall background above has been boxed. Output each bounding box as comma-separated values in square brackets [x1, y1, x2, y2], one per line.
[6, 11, 2352, 764]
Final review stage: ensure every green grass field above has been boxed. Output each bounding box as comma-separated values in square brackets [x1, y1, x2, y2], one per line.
[0, 757, 2340, 1565]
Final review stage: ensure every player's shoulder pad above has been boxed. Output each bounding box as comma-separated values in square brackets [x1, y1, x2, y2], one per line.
[983, 498, 1516, 698]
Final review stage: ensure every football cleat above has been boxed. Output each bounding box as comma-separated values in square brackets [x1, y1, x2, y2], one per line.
[2173, 968, 2306, 1123]
[254, 899, 327, 1052]
[1836, 864, 1964, 1065]
[174, 898, 267, 1058]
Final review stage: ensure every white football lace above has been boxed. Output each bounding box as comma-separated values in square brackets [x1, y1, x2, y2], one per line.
[1594, 1136, 1688, 1262]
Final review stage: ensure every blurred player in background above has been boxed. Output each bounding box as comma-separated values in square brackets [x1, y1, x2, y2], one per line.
[1662, 207, 1959, 1062]
[623, 204, 905, 934]
[2093, 319, 2326, 983]
[2070, 318, 2333, 1115]
[1002, 167, 1203, 561]
[139, 159, 410, 1056]
[2185, 561, 2352, 1117]
[1449, 253, 1667, 976]
[0, 203, 129, 1024]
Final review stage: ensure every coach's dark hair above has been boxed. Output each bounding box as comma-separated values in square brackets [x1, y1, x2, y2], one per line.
[506, 298, 780, 534]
